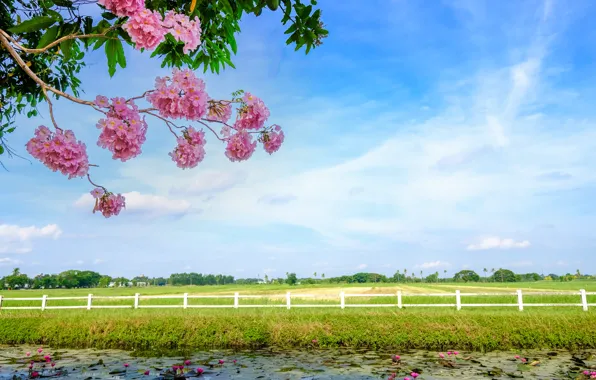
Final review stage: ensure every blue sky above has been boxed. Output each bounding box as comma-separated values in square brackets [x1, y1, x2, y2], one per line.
[2, 0, 596, 279]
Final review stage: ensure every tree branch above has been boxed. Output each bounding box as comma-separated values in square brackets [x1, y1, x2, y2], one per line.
[0, 28, 118, 54]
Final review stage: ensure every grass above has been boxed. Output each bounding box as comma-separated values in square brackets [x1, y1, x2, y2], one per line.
[1, 280, 594, 352]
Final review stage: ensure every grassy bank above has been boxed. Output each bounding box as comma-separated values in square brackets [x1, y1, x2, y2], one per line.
[0, 308, 595, 352]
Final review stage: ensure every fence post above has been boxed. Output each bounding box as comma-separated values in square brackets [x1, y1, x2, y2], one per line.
[340, 291, 345, 309]
[41, 295, 47, 311]
[455, 290, 461, 311]
[0, 295, 3, 309]
[183, 293, 188, 309]
[134, 293, 140, 309]
[234, 292, 239, 309]
[580, 289, 588, 311]
[286, 292, 291, 310]
[517, 289, 523, 311]
[397, 290, 402, 309]
[87, 294, 93, 310]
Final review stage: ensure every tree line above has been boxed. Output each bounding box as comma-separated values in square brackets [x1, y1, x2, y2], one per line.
[0, 267, 593, 290]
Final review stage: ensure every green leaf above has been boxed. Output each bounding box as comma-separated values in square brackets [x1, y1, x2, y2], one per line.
[60, 39, 74, 60]
[53, 0, 74, 7]
[46, 9, 64, 21]
[102, 12, 117, 20]
[104, 39, 122, 77]
[7, 127, 16, 133]
[284, 23, 297, 34]
[0, 145, 4, 155]
[115, 40, 126, 69]
[8, 16, 58, 34]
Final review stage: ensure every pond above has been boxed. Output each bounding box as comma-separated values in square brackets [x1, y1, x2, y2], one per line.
[0, 346, 595, 379]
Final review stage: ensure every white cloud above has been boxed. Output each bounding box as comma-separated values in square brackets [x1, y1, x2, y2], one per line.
[467, 237, 531, 251]
[417, 261, 451, 269]
[93, 259, 105, 265]
[0, 224, 62, 255]
[74, 191, 193, 217]
[357, 264, 368, 270]
[75, 260, 84, 265]
[0, 258, 23, 266]
[0, 224, 62, 242]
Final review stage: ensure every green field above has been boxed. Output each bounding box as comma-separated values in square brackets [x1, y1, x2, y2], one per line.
[0, 281, 594, 352]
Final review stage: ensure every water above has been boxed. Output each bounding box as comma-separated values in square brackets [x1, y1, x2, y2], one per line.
[0, 346, 594, 379]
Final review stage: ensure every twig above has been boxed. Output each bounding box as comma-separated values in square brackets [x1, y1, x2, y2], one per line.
[0, 28, 118, 54]
[41, 88, 61, 131]
[196, 120, 225, 141]
[143, 111, 179, 138]
[87, 174, 107, 192]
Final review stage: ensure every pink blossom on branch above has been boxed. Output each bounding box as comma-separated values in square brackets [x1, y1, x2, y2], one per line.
[207, 102, 232, 123]
[260, 125, 285, 154]
[97, 0, 143, 17]
[234, 92, 270, 130]
[146, 69, 209, 121]
[123, 9, 166, 51]
[162, 11, 202, 53]
[169, 127, 207, 169]
[26, 126, 89, 179]
[96, 97, 148, 162]
[225, 130, 257, 162]
[92, 188, 126, 218]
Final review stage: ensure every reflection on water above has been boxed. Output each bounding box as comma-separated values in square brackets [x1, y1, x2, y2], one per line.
[0, 346, 594, 379]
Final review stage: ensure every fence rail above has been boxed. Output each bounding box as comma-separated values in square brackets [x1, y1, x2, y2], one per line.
[0, 289, 593, 311]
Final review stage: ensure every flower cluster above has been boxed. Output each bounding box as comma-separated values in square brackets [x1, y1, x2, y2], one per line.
[169, 127, 207, 169]
[260, 125, 285, 154]
[122, 9, 166, 50]
[121, 6, 202, 53]
[95, 96, 148, 162]
[162, 11, 202, 53]
[147, 69, 209, 121]
[582, 370, 596, 379]
[225, 130, 257, 162]
[91, 187, 126, 218]
[234, 92, 270, 130]
[26, 126, 89, 179]
[97, 0, 143, 17]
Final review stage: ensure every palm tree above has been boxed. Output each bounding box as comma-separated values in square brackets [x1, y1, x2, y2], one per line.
[12, 268, 20, 276]
[321, 273, 325, 279]
[483, 268, 488, 282]
[420, 270, 423, 283]
[435, 271, 439, 283]
[404, 269, 408, 283]
[491, 268, 495, 282]
[499, 268, 504, 283]
[443, 269, 447, 282]
[313, 272, 317, 278]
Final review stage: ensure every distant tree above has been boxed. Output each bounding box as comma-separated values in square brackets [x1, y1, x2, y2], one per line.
[404, 269, 408, 283]
[443, 269, 447, 281]
[483, 268, 488, 282]
[453, 270, 480, 283]
[313, 272, 317, 278]
[492, 269, 516, 283]
[393, 270, 405, 282]
[285, 272, 298, 286]
[425, 272, 439, 283]
[98, 275, 112, 288]
[321, 273, 325, 279]
[264, 274, 269, 284]
[548, 273, 560, 280]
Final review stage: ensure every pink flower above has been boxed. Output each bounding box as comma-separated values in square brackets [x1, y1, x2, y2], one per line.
[26, 352, 31, 357]
[94, 95, 110, 108]
[162, 11, 202, 53]
[234, 93, 270, 130]
[233, 359, 237, 364]
[90, 187, 105, 199]
[97, 0, 143, 17]
[144, 370, 150, 375]
[260, 127, 284, 155]
[439, 352, 445, 358]
[93, 191, 126, 218]
[123, 9, 166, 50]
[411, 373, 419, 378]
[225, 130, 257, 162]
[31, 371, 39, 378]
[514, 355, 520, 359]
[26, 126, 89, 179]
[184, 360, 191, 366]
[453, 351, 459, 355]
[197, 367, 204, 374]
[218, 359, 224, 365]
[521, 358, 527, 363]
[124, 363, 129, 368]
[96, 98, 147, 162]
[37, 348, 43, 354]
[447, 351, 452, 356]
[584, 371, 591, 376]
[169, 127, 207, 169]
[44, 355, 51, 362]
[147, 69, 209, 121]
[392, 354, 401, 361]
[312, 339, 318, 344]
[51, 362, 56, 368]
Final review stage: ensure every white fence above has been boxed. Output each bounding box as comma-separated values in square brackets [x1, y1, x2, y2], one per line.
[0, 289, 593, 311]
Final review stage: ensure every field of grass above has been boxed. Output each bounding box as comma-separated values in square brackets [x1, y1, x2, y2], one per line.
[1, 281, 594, 352]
